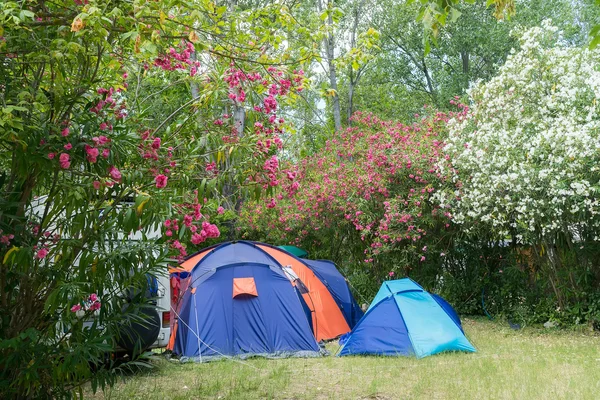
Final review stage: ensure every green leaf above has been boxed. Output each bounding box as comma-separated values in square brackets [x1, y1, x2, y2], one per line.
[124, 208, 134, 232]
[436, 12, 447, 26]
[135, 195, 150, 216]
[140, 41, 157, 55]
[216, 6, 227, 17]
[121, 31, 139, 40]
[19, 10, 34, 20]
[590, 34, 600, 50]
[3, 246, 19, 264]
[449, 8, 462, 23]
[199, 178, 207, 198]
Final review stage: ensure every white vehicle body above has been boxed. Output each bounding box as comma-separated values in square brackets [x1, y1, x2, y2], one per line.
[126, 227, 171, 349]
[30, 196, 171, 350]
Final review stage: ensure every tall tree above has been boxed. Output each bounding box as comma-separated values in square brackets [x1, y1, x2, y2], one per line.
[345, 0, 370, 123]
[317, 0, 343, 131]
[343, 0, 600, 121]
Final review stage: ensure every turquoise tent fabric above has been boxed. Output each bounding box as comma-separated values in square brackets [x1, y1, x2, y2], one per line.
[368, 278, 423, 311]
[339, 278, 476, 358]
[277, 245, 308, 258]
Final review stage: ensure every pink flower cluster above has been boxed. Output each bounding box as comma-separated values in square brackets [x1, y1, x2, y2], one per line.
[45, 122, 73, 169]
[164, 192, 221, 260]
[205, 161, 218, 175]
[59, 153, 70, 169]
[263, 96, 277, 113]
[241, 108, 469, 264]
[263, 156, 279, 187]
[155, 174, 168, 188]
[70, 293, 101, 313]
[190, 221, 220, 244]
[0, 231, 14, 246]
[137, 130, 175, 188]
[92, 86, 126, 119]
[45, 87, 120, 173]
[154, 41, 200, 76]
[35, 247, 48, 259]
[224, 67, 263, 103]
[85, 135, 111, 163]
[219, 65, 300, 154]
[108, 166, 122, 182]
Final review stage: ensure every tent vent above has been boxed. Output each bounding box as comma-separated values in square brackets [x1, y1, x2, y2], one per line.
[233, 277, 258, 298]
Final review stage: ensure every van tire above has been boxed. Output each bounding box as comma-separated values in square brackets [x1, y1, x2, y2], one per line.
[116, 305, 161, 357]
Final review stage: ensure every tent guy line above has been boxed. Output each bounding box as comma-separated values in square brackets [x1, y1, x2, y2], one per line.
[169, 304, 260, 370]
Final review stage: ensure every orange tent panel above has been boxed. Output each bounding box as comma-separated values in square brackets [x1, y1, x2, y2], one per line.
[233, 277, 258, 298]
[167, 248, 214, 350]
[257, 245, 350, 341]
[169, 248, 212, 273]
[166, 321, 177, 351]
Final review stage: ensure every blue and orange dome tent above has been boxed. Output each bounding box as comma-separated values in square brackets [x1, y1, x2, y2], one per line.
[167, 241, 362, 360]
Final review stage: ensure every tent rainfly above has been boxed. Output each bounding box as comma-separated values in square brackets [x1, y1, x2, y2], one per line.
[338, 278, 476, 358]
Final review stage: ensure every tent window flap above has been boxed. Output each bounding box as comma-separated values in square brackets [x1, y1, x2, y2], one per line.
[233, 277, 258, 298]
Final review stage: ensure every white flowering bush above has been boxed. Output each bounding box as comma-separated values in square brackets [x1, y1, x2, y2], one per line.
[438, 20, 600, 244]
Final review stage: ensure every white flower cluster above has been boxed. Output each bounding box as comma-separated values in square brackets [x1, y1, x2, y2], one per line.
[437, 20, 600, 242]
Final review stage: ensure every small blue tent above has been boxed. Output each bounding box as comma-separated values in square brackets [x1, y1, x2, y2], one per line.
[338, 278, 476, 358]
[302, 259, 363, 328]
[174, 242, 321, 361]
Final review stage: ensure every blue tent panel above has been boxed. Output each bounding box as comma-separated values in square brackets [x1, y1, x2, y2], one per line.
[431, 293, 463, 332]
[174, 262, 320, 360]
[338, 296, 413, 356]
[393, 290, 476, 358]
[294, 286, 314, 334]
[191, 242, 278, 277]
[302, 259, 363, 328]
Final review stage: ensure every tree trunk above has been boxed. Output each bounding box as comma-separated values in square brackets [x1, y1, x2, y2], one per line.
[422, 58, 436, 104]
[461, 50, 469, 75]
[319, 0, 341, 131]
[327, 25, 341, 131]
[347, 82, 354, 123]
[346, 1, 364, 125]
[461, 50, 470, 89]
[222, 0, 244, 209]
[233, 104, 245, 137]
[190, 52, 200, 100]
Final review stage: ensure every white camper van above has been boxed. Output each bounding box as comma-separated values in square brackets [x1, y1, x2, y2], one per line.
[31, 196, 171, 353]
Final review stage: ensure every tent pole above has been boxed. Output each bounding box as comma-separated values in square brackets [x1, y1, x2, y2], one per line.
[193, 291, 202, 362]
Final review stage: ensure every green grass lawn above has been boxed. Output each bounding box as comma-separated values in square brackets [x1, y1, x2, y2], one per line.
[92, 318, 600, 400]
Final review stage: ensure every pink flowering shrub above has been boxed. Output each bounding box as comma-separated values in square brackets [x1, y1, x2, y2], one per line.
[0, 2, 315, 397]
[239, 109, 466, 281]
